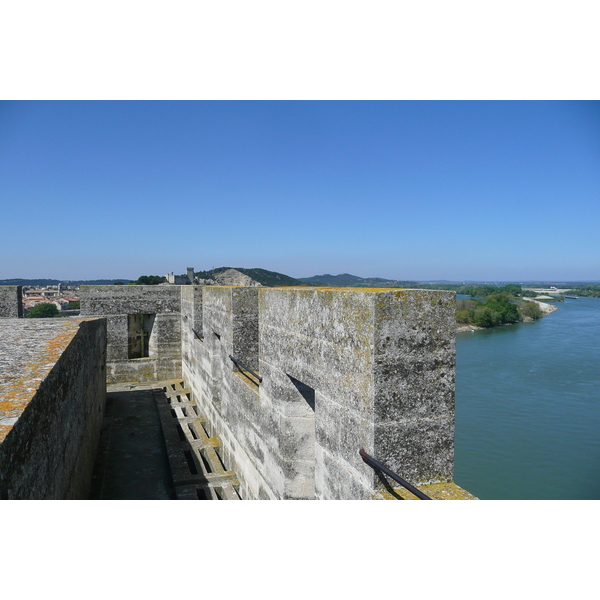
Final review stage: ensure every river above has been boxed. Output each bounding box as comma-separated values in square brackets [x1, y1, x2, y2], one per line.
[454, 295, 600, 499]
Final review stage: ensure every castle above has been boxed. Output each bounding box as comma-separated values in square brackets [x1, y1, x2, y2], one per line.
[0, 282, 476, 500]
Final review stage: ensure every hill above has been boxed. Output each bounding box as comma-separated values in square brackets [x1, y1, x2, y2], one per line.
[195, 267, 303, 287]
[298, 273, 417, 287]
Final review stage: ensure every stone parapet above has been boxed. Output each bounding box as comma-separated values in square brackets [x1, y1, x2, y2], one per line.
[0, 318, 106, 499]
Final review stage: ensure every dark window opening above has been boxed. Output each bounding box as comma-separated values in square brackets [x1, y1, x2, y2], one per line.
[128, 314, 155, 359]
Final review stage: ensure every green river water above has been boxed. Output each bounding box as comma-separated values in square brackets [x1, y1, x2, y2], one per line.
[454, 295, 600, 499]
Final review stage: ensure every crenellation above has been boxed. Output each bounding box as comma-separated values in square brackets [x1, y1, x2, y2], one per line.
[0, 286, 23, 318]
[179, 285, 462, 498]
[232, 287, 259, 373]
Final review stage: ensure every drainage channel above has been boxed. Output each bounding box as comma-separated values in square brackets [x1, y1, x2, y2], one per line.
[155, 379, 241, 500]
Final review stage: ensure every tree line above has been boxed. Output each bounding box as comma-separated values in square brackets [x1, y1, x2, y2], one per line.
[562, 284, 600, 298]
[456, 292, 543, 327]
[113, 275, 166, 285]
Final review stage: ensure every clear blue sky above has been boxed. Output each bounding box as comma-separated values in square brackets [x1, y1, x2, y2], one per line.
[1, 101, 598, 282]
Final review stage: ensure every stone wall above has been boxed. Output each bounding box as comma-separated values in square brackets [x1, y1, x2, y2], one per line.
[181, 286, 276, 499]
[0, 318, 106, 499]
[80, 285, 182, 384]
[182, 286, 456, 500]
[0, 286, 22, 318]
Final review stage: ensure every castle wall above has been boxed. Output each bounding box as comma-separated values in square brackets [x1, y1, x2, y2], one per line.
[0, 283, 464, 500]
[181, 286, 278, 499]
[181, 286, 456, 499]
[0, 318, 106, 499]
[80, 285, 182, 383]
[0, 286, 23, 318]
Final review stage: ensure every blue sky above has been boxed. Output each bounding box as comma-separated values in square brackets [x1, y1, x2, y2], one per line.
[1, 101, 598, 282]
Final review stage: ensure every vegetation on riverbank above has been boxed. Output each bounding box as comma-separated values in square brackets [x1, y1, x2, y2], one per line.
[560, 284, 600, 298]
[412, 282, 527, 297]
[452, 284, 558, 328]
[456, 293, 534, 327]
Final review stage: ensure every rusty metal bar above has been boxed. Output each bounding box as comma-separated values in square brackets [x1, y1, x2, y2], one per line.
[359, 448, 432, 500]
[229, 355, 262, 383]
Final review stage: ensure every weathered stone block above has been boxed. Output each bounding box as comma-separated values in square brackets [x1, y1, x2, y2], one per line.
[80, 285, 181, 315]
[373, 290, 455, 423]
[315, 445, 371, 500]
[0, 286, 22, 318]
[280, 415, 315, 462]
[374, 417, 455, 484]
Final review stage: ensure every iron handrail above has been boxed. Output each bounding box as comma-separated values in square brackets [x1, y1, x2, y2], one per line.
[229, 355, 262, 383]
[192, 328, 204, 341]
[359, 448, 432, 500]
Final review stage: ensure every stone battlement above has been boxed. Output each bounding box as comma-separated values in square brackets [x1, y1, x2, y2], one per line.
[79, 284, 470, 499]
[0, 283, 475, 499]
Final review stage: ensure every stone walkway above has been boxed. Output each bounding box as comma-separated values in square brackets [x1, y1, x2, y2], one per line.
[89, 384, 176, 499]
[89, 380, 240, 500]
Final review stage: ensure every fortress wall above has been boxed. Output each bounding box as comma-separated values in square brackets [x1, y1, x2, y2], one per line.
[181, 286, 456, 499]
[0, 318, 106, 499]
[80, 285, 182, 383]
[182, 286, 279, 499]
[0, 286, 23, 318]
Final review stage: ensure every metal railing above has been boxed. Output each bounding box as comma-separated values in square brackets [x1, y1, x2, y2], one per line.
[229, 355, 262, 383]
[359, 448, 432, 500]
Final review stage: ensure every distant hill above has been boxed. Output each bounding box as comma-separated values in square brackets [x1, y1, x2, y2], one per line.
[0, 278, 132, 286]
[195, 267, 303, 287]
[299, 273, 417, 287]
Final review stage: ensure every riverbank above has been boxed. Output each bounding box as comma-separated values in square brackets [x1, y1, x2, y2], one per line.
[521, 298, 558, 317]
[456, 299, 557, 332]
[456, 324, 484, 333]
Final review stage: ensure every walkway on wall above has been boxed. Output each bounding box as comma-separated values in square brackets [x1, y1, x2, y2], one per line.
[89, 380, 240, 500]
[159, 380, 240, 499]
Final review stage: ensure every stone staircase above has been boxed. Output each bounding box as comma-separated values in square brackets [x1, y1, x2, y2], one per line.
[156, 379, 241, 500]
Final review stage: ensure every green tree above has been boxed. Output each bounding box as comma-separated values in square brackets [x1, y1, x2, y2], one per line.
[135, 275, 166, 285]
[27, 303, 59, 318]
[485, 293, 520, 323]
[473, 308, 494, 327]
[456, 309, 472, 324]
[519, 301, 543, 320]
